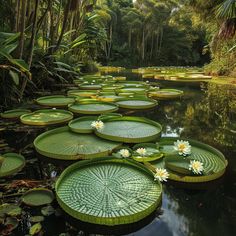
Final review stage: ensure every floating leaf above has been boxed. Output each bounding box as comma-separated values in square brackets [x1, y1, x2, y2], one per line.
[29, 216, 45, 223]
[29, 223, 42, 235]
[41, 206, 55, 216]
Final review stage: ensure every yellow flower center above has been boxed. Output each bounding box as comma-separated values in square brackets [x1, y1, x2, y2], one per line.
[178, 143, 186, 151]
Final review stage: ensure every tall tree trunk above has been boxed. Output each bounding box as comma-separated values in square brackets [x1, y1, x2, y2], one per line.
[20, 0, 40, 99]
[54, 0, 72, 52]
[18, 0, 27, 59]
[14, 0, 20, 32]
[142, 29, 145, 61]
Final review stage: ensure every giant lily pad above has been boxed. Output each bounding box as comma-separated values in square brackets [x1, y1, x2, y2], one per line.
[22, 188, 54, 206]
[20, 109, 73, 126]
[55, 157, 162, 226]
[34, 126, 121, 160]
[36, 95, 75, 107]
[1, 109, 31, 119]
[132, 143, 163, 162]
[68, 101, 118, 115]
[116, 98, 157, 110]
[67, 90, 98, 97]
[68, 116, 98, 133]
[146, 138, 228, 183]
[148, 89, 183, 100]
[95, 116, 162, 143]
[0, 153, 25, 177]
[79, 84, 102, 90]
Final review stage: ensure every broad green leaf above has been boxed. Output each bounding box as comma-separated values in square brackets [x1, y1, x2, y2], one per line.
[9, 59, 29, 72]
[9, 70, 19, 85]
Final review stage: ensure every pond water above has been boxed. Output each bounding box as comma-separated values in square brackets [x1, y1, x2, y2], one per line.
[1, 70, 236, 236]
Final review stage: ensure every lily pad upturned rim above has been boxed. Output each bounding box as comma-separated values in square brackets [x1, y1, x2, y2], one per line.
[68, 101, 119, 115]
[20, 109, 73, 126]
[55, 157, 162, 226]
[148, 89, 183, 100]
[115, 97, 157, 109]
[132, 143, 163, 162]
[68, 116, 98, 133]
[95, 116, 162, 143]
[34, 126, 122, 160]
[0, 153, 25, 177]
[0, 109, 31, 119]
[21, 188, 54, 206]
[36, 95, 75, 107]
[67, 90, 98, 97]
[146, 137, 228, 183]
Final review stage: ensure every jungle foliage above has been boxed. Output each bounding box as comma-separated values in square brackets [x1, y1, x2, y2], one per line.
[0, 0, 235, 106]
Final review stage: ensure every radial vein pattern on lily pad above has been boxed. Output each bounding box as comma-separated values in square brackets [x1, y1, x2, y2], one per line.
[56, 158, 162, 225]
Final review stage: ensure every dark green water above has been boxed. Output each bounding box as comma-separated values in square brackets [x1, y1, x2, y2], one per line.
[1, 71, 236, 236]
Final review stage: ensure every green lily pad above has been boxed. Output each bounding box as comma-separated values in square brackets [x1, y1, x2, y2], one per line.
[67, 90, 98, 97]
[20, 109, 73, 126]
[146, 138, 228, 183]
[148, 89, 183, 100]
[164, 156, 193, 175]
[132, 143, 163, 162]
[29, 216, 45, 223]
[68, 116, 98, 133]
[29, 223, 42, 235]
[36, 95, 75, 107]
[34, 126, 121, 160]
[95, 116, 162, 143]
[0, 109, 31, 119]
[68, 101, 118, 115]
[55, 157, 162, 226]
[22, 188, 54, 206]
[116, 98, 157, 110]
[0, 153, 25, 177]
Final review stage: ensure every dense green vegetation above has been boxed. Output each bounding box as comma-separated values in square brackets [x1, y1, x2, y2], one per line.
[0, 0, 235, 106]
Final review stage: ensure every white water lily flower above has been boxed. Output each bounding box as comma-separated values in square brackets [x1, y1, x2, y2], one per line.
[119, 149, 130, 158]
[189, 160, 204, 174]
[174, 140, 191, 156]
[136, 148, 147, 156]
[91, 120, 104, 130]
[154, 168, 169, 182]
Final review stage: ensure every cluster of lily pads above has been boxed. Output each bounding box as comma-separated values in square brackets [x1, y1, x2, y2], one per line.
[0, 69, 228, 229]
[131, 66, 212, 84]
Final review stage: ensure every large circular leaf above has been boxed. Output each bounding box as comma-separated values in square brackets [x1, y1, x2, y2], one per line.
[146, 138, 228, 183]
[56, 157, 162, 225]
[148, 89, 183, 100]
[20, 109, 73, 126]
[0, 153, 25, 177]
[34, 127, 121, 160]
[36, 95, 75, 107]
[68, 101, 118, 115]
[1, 109, 31, 119]
[22, 188, 54, 206]
[95, 116, 162, 143]
[68, 116, 98, 133]
[67, 90, 98, 97]
[116, 98, 157, 109]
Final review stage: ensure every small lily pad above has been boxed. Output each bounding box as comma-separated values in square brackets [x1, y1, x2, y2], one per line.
[41, 205, 55, 216]
[29, 223, 42, 235]
[22, 188, 54, 206]
[0, 153, 25, 177]
[0, 109, 31, 119]
[29, 216, 45, 223]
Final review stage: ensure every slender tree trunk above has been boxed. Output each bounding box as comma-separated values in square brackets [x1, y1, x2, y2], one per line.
[142, 29, 145, 60]
[54, 0, 72, 52]
[128, 28, 131, 47]
[18, 0, 27, 59]
[14, 0, 20, 32]
[20, 0, 40, 99]
[150, 33, 154, 60]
